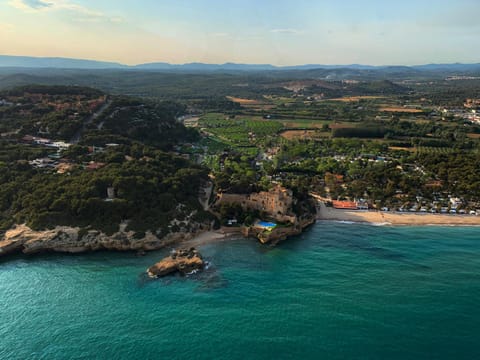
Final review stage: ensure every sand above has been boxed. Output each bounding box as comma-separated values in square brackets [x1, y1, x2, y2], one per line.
[317, 202, 480, 226]
[183, 204, 480, 249]
[181, 228, 243, 247]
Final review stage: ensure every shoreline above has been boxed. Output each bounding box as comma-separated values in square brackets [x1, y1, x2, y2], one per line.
[179, 228, 244, 248]
[0, 224, 246, 258]
[3, 207, 478, 259]
[180, 204, 480, 249]
[316, 202, 480, 226]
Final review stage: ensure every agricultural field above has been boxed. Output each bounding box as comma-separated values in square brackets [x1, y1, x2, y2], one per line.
[328, 96, 386, 102]
[226, 96, 274, 111]
[226, 96, 263, 105]
[197, 137, 230, 154]
[198, 113, 283, 147]
[278, 118, 330, 129]
[279, 129, 330, 140]
[380, 106, 425, 113]
[388, 146, 415, 152]
[263, 95, 298, 106]
[329, 122, 359, 130]
[415, 146, 457, 155]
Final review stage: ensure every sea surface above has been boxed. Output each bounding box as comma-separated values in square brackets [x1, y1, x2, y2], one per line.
[1, 223, 479, 360]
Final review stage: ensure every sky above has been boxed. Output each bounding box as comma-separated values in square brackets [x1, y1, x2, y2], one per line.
[0, 0, 479, 66]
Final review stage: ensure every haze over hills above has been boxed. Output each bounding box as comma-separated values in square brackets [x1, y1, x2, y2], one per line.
[1, 55, 480, 73]
[0, 55, 127, 70]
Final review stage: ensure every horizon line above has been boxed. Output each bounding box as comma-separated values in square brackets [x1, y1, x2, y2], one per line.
[1, 54, 478, 69]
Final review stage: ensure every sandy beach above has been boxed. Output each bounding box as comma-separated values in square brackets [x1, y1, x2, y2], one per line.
[181, 228, 244, 247]
[317, 202, 480, 226]
[182, 203, 480, 249]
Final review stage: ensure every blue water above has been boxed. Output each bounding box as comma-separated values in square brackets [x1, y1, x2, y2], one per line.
[1, 223, 480, 359]
[257, 221, 277, 228]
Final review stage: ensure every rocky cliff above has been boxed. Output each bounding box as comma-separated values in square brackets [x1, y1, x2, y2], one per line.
[0, 224, 199, 257]
[147, 248, 204, 278]
[243, 216, 316, 245]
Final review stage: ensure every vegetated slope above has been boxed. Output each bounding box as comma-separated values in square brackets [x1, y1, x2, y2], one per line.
[89, 96, 198, 148]
[0, 85, 106, 139]
[0, 85, 211, 236]
[0, 70, 293, 99]
[0, 149, 209, 236]
[302, 80, 409, 98]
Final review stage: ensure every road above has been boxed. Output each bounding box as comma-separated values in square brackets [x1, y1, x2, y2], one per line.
[198, 181, 214, 210]
[70, 98, 111, 144]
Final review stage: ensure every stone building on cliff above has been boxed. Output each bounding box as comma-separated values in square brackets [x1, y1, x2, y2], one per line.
[216, 185, 296, 223]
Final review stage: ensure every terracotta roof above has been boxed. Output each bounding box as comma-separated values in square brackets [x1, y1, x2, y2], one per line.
[332, 200, 357, 210]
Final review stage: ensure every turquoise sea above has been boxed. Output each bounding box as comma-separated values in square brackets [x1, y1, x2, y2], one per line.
[1, 223, 479, 359]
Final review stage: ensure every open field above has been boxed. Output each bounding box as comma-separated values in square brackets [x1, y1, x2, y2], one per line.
[226, 96, 263, 105]
[388, 146, 415, 152]
[415, 146, 456, 155]
[198, 137, 230, 154]
[279, 129, 328, 140]
[329, 122, 358, 130]
[263, 95, 297, 105]
[279, 119, 330, 128]
[183, 117, 199, 127]
[380, 106, 424, 113]
[199, 113, 283, 146]
[328, 96, 385, 102]
[467, 133, 480, 139]
[227, 96, 276, 111]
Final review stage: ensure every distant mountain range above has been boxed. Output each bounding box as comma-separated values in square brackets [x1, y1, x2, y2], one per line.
[0, 55, 126, 69]
[1, 55, 480, 72]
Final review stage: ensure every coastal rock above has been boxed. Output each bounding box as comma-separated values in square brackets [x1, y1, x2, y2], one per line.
[0, 224, 201, 256]
[147, 248, 204, 278]
[244, 216, 316, 245]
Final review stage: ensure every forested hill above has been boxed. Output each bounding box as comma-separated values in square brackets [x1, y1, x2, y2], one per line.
[84, 96, 199, 148]
[0, 85, 211, 236]
[0, 85, 198, 148]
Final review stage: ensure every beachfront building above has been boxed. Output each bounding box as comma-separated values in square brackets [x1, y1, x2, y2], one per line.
[332, 200, 358, 210]
[331, 199, 369, 210]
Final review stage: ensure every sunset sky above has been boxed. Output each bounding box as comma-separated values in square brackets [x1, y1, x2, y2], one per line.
[1, 0, 479, 65]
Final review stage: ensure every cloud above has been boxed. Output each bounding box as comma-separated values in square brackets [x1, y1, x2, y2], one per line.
[54, 0, 103, 18]
[270, 28, 304, 35]
[9, 0, 123, 23]
[9, 0, 52, 11]
[23, 0, 52, 9]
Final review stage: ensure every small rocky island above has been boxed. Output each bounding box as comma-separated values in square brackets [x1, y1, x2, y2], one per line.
[147, 248, 205, 278]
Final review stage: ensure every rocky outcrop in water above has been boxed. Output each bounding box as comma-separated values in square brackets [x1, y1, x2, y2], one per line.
[242, 216, 316, 245]
[0, 224, 198, 256]
[147, 248, 204, 278]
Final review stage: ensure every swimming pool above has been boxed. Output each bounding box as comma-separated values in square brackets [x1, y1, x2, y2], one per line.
[257, 221, 277, 228]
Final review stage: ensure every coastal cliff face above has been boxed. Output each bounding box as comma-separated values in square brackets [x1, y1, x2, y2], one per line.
[0, 224, 198, 257]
